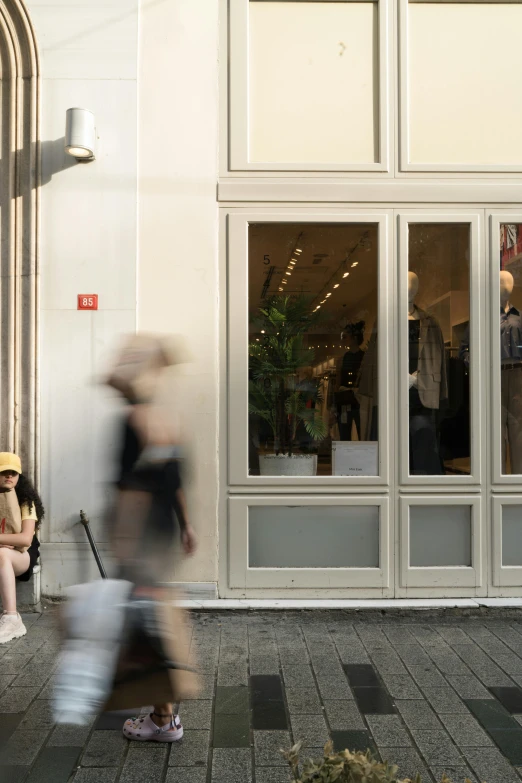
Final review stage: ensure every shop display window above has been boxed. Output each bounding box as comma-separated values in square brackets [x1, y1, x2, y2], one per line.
[407, 224, 470, 476]
[499, 224, 522, 476]
[248, 222, 379, 477]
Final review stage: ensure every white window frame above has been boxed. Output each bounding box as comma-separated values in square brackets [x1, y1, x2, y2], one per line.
[227, 0, 391, 173]
[229, 494, 391, 590]
[399, 0, 522, 174]
[492, 495, 522, 587]
[398, 211, 483, 487]
[489, 211, 522, 488]
[227, 209, 392, 488]
[399, 495, 484, 590]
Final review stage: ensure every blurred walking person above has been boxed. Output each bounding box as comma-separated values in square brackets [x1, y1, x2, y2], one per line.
[106, 333, 198, 742]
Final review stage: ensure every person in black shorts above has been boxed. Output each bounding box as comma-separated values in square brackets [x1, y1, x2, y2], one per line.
[0, 452, 44, 643]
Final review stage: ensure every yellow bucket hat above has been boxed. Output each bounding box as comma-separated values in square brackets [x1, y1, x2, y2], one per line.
[0, 453, 22, 474]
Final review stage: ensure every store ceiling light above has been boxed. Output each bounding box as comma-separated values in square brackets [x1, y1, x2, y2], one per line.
[333, 284, 340, 289]
[295, 248, 302, 254]
[351, 262, 358, 267]
[290, 260, 296, 265]
[343, 272, 349, 278]
[65, 108, 96, 160]
[285, 271, 291, 276]
[325, 293, 332, 297]
[278, 287, 283, 291]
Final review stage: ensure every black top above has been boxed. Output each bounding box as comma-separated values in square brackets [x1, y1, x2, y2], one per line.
[500, 305, 522, 361]
[117, 416, 183, 544]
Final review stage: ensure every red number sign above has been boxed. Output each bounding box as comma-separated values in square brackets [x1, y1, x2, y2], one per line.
[77, 295, 98, 310]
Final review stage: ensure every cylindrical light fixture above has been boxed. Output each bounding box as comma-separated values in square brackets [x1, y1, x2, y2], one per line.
[65, 108, 96, 160]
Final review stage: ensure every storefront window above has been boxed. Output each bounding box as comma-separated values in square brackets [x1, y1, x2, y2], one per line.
[248, 223, 378, 477]
[407, 224, 470, 476]
[500, 224, 522, 475]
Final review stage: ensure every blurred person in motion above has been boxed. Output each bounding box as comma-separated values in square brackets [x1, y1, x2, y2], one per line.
[106, 333, 198, 743]
[0, 452, 44, 643]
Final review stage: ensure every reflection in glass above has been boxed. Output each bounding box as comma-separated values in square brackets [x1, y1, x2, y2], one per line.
[500, 225, 522, 475]
[248, 223, 378, 476]
[408, 225, 470, 476]
[502, 505, 522, 566]
[249, 505, 380, 568]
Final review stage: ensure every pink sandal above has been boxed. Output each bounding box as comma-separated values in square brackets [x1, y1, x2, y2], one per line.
[123, 713, 183, 742]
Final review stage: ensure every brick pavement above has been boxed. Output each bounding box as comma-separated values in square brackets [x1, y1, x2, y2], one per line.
[3, 610, 522, 781]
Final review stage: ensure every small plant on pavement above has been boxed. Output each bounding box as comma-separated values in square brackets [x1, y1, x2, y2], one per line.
[283, 741, 474, 783]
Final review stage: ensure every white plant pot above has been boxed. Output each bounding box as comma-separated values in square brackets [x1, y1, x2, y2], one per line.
[258, 454, 318, 476]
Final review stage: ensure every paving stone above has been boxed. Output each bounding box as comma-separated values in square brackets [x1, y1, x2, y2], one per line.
[315, 676, 353, 701]
[331, 730, 378, 758]
[81, 731, 126, 767]
[411, 729, 466, 766]
[291, 715, 329, 748]
[255, 769, 292, 783]
[250, 657, 280, 674]
[211, 748, 252, 783]
[215, 686, 249, 715]
[95, 710, 141, 731]
[408, 664, 448, 688]
[217, 664, 248, 686]
[119, 745, 168, 783]
[36, 676, 59, 700]
[379, 673, 423, 700]
[393, 644, 432, 666]
[353, 687, 396, 715]
[282, 666, 315, 689]
[434, 627, 473, 645]
[378, 746, 428, 778]
[72, 771, 118, 783]
[396, 700, 443, 731]
[0, 654, 33, 674]
[344, 664, 379, 687]
[464, 747, 522, 783]
[179, 700, 213, 730]
[489, 728, 522, 765]
[18, 699, 54, 727]
[431, 766, 478, 783]
[366, 715, 412, 747]
[422, 686, 469, 714]
[167, 769, 208, 783]
[285, 687, 321, 713]
[0, 766, 28, 783]
[441, 713, 494, 746]
[490, 686, 522, 713]
[254, 730, 291, 766]
[324, 700, 365, 730]
[0, 727, 48, 764]
[213, 712, 250, 747]
[335, 645, 371, 664]
[446, 675, 494, 699]
[369, 653, 408, 676]
[25, 746, 81, 783]
[191, 675, 215, 700]
[48, 723, 95, 746]
[0, 675, 15, 695]
[466, 698, 520, 729]
[0, 686, 39, 712]
[168, 730, 210, 767]
[427, 652, 472, 675]
[278, 650, 310, 665]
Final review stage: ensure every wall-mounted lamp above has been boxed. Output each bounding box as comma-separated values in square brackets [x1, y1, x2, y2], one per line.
[65, 108, 96, 161]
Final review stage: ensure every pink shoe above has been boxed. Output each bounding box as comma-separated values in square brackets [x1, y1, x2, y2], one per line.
[123, 713, 183, 742]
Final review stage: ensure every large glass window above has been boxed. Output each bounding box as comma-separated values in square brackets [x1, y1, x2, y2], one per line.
[407, 1, 522, 167]
[248, 0, 379, 164]
[499, 224, 522, 475]
[407, 224, 470, 476]
[248, 223, 378, 477]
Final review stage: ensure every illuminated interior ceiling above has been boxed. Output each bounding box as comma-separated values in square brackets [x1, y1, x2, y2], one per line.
[248, 223, 378, 334]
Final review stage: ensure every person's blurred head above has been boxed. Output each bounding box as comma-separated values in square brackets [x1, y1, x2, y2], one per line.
[107, 333, 189, 404]
[341, 321, 365, 351]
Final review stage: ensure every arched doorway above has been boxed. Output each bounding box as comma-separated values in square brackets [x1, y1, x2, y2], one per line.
[0, 1, 39, 481]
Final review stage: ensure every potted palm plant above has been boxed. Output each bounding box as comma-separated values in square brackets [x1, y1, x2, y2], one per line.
[249, 295, 328, 476]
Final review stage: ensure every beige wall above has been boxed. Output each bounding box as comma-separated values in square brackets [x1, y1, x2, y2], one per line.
[138, 0, 220, 586]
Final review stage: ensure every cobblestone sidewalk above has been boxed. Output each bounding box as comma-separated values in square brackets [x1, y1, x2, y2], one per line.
[2, 609, 522, 782]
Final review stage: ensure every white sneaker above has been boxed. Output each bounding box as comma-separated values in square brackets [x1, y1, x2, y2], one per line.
[0, 612, 27, 644]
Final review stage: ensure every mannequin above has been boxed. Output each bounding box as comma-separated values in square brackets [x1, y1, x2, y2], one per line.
[407, 271, 448, 475]
[500, 270, 522, 473]
[334, 321, 365, 440]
